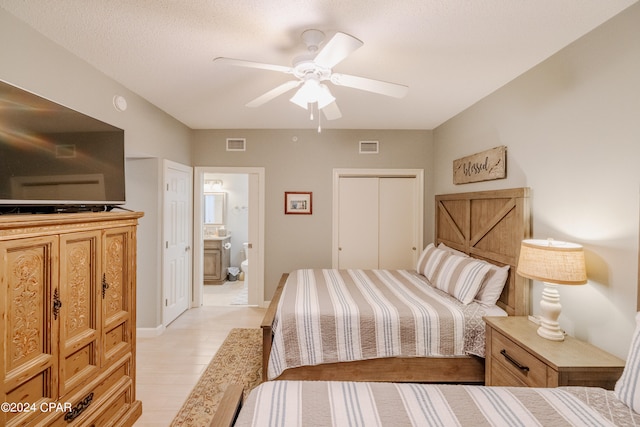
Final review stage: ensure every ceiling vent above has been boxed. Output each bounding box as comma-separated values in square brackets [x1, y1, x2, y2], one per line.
[359, 140, 379, 154]
[226, 138, 246, 151]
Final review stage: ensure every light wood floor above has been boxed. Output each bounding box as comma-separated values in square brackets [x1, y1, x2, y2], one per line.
[134, 304, 266, 426]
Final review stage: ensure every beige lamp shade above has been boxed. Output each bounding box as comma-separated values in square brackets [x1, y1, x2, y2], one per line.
[517, 239, 587, 285]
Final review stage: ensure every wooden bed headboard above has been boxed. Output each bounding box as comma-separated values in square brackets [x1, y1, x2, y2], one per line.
[435, 188, 531, 316]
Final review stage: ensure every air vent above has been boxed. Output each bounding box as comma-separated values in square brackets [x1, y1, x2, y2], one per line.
[226, 138, 246, 151]
[359, 140, 379, 154]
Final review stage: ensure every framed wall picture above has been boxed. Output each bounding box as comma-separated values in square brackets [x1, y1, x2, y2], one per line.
[285, 192, 312, 214]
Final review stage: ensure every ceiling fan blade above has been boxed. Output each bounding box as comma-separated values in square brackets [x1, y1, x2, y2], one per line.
[321, 101, 342, 120]
[313, 32, 363, 69]
[213, 57, 293, 74]
[246, 80, 302, 108]
[330, 73, 408, 98]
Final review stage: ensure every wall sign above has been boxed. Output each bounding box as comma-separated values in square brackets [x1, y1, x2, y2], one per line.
[453, 146, 506, 184]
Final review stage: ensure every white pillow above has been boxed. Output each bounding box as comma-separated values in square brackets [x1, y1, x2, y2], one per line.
[431, 254, 492, 304]
[474, 264, 510, 306]
[438, 243, 509, 306]
[416, 243, 450, 280]
[615, 312, 640, 412]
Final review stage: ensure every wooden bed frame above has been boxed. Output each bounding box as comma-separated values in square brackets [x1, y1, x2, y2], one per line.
[260, 187, 531, 383]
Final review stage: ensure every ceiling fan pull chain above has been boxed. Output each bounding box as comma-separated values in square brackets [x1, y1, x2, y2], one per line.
[317, 104, 322, 133]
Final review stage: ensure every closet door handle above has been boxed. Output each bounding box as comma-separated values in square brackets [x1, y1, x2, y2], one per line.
[500, 349, 529, 372]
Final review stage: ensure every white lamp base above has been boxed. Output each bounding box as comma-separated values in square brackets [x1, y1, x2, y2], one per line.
[537, 282, 565, 341]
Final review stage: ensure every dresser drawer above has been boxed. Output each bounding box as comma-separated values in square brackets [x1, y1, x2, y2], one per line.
[47, 353, 132, 426]
[84, 380, 135, 427]
[491, 330, 547, 387]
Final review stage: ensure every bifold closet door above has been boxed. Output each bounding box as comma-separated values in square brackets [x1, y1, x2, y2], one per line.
[378, 177, 416, 269]
[338, 177, 379, 269]
[337, 176, 416, 270]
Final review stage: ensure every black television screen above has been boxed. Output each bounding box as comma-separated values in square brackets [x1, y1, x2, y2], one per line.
[0, 80, 126, 213]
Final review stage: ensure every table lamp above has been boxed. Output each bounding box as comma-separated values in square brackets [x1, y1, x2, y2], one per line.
[517, 239, 587, 341]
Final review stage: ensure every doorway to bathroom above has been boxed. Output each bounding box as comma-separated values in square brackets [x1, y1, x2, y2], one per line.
[193, 167, 265, 307]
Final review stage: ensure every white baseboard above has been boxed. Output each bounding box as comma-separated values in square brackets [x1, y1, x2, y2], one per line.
[263, 300, 270, 308]
[137, 324, 166, 338]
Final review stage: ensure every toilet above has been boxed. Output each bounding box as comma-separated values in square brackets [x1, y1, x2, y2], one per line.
[240, 242, 249, 281]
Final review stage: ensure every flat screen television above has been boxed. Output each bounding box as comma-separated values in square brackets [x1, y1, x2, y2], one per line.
[0, 80, 126, 214]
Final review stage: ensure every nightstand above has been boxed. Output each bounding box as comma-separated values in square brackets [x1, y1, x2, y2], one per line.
[484, 316, 625, 389]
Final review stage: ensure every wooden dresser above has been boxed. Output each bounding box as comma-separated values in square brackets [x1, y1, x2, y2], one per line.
[485, 316, 624, 390]
[0, 212, 143, 426]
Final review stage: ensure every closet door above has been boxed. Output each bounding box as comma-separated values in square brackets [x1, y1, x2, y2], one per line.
[337, 176, 417, 270]
[379, 177, 417, 269]
[337, 177, 379, 269]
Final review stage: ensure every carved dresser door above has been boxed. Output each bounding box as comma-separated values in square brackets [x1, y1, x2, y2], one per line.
[101, 226, 134, 365]
[58, 231, 101, 396]
[0, 236, 59, 427]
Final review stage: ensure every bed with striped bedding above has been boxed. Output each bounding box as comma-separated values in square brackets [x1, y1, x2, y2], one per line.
[233, 380, 640, 426]
[267, 268, 500, 380]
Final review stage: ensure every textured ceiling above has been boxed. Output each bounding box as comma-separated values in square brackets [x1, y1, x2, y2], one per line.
[0, 0, 636, 130]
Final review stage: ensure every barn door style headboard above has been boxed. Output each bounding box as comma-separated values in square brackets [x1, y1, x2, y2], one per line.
[435, 188, 531, 316]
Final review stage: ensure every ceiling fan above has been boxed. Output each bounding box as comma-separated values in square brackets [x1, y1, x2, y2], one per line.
[213, 29, 409, 122]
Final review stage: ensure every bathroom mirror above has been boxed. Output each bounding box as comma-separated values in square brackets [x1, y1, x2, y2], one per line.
[204, 192, 226, 225]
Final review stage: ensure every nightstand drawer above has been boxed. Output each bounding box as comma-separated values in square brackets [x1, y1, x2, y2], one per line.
[491, 330, 547, 387]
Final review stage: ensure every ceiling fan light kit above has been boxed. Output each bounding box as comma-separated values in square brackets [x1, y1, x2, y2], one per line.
[213, 28, 408, 125]
[289, 77, 335, 110]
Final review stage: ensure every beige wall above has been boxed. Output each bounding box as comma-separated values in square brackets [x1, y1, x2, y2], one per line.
[0, 10, 192, 163]
[0, 9, 192, 328]
[433, 4, 640, 358]
[4, 2, 637, 348]
[192, 129, 434, 298]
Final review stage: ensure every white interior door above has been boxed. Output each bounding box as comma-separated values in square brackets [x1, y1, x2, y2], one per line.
[334, 169, 423, 270]
[338, 177, 379, 269]
[246, 172, 262, 305]
[379, 177, 417, 269]
[163, 160, 192, 326]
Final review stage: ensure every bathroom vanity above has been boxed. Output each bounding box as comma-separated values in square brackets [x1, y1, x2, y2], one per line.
[204, 235, 231, 284]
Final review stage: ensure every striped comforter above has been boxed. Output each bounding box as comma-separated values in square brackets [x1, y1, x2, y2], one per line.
[268, 269, 489, 380]
[234, 381, 639, 426]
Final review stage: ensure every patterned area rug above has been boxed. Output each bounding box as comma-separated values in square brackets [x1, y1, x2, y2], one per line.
[170, 328, 263, 426]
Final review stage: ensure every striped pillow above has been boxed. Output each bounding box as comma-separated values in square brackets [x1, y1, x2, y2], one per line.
[431, 254, 492, 304]
[615, 312, 640, 412]
[416, 244, 450, 281]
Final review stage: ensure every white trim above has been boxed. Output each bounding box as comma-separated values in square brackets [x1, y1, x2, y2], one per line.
[193, 167, 265, 308]
[332, 168, 424, 268]
[137, 325, 166, 338]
